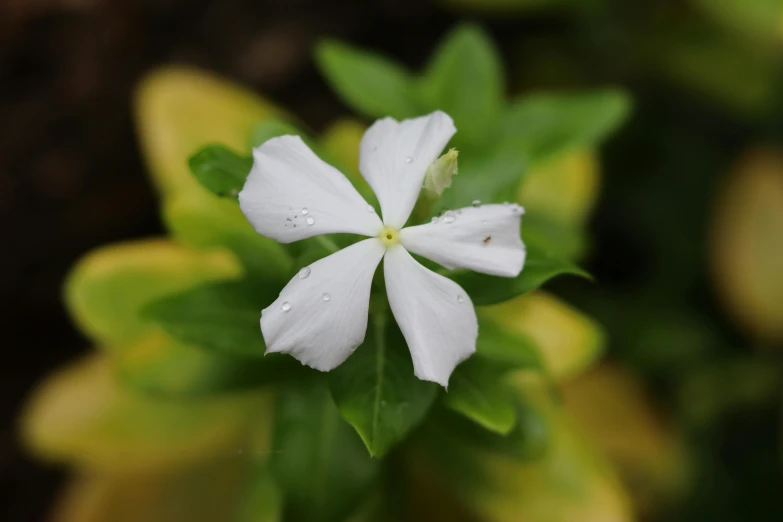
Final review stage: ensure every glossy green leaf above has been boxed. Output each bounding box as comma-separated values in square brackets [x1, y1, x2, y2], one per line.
[498, 89, 630, 166]
[271, 381, 379, 522]
[421, 24, 504, 146]
[315, 39, 420, 120]
[329, 315, 438, 457]
[444, 359, 517, 434]
[447, 242, 590, 306]
[142, 280, 271, 358]
[188, 144, 252, 199]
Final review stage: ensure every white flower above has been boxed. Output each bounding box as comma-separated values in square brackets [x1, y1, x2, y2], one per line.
[239, 111, 526, 386]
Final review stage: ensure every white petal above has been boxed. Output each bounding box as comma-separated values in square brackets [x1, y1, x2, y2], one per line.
[261, 238, 384, 371]
[400, 204, 526, 277]
[384, 245, 477, 387]
[360, 111, 456, 229]
[239, 135, 383, 243]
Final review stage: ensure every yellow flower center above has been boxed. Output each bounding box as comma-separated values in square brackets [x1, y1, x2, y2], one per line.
[378, 226, 400, 247]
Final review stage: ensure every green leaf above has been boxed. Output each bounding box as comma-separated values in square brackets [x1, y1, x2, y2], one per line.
[498, 89, 630, 166]
[447, 242, 590, 306]
[141, 280, 271, 358]
[444, 358, 518, 434]
[237, 463, 283, 522]
[329, 315, 438, 457]
[315, 39, 421, 120]
[188, 144, 252, 199]
[476, 315, 543, 370]
[249, 117, 309, 148]
[434, 141, 527, 213]
[421, 23, 504, 146]
[271, 381, 379, 522]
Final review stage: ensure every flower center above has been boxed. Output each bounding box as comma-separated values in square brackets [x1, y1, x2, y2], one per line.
[378, 226, 400, 247]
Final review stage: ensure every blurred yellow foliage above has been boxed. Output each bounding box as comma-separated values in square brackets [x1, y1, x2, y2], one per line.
[518, 148, 600, 226]
[481, 292, 605, 381]
[563, 365, 689, 516]
[712, 148, 783, 343]
[20, 354, 273, 474]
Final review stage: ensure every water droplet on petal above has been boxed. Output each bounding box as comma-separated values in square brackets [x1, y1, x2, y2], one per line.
[281, 301, 291, 312]
[372, 146, 378, 152]
[472, 200, 481, 207]
[322, 293, 331, 302]
[443, 210, 456, 224]
[306, 216, 315, 226]
[503, 201, 510, 207]
[298, 267, 311, 279]
[456, 209, 462, 215]
[301, 208, 309, 215]
[405, 156, 413, 164]
[431, 217, 439, 223]
[457, 295, 464, 303]
[367, 205, 375, 213]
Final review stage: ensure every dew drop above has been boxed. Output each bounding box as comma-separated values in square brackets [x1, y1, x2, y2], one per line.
[405, 156, 413, 164]
[472, 200, 481, 208]
[431, 217, 439, 223]
[372, 146, 378, 152]
[306, 216, 315, 226]
[281, 301, 291, 312]
[503, 201, 510, 207]
[367, 205, 375, 213]
[457, 295, 464, 303]
[443, 210, 456, 224]
[456, 209, 462, 215]
[322, 293, 331, 302]
[298, 267, 311, 279]
[301, 208, 309, 215]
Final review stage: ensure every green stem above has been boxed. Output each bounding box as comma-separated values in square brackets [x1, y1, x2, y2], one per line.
[370, 310, 387, 450]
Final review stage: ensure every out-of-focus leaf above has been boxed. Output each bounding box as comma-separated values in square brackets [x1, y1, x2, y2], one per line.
[315, 40, 420, 120]
[238, 463, 285, 522]
[50, 458, 279, 522]
[271, 381, 380, 522]
[434, 142, 527, 213]
[444, 358, 518, 434]
[64, 239, 242, 347]
[249, 117, 308, 148]
[692, 0, 783, 47]
[712, 148, 783, 342]
[650, 21, 778, 116]
[518, 148, 601, 226]
[447, 243, 590, 306]
[436, 0, 569, 14]
[522, 212, 588, 261]
[476, 315, 543, 370]
[421, 24, 504, 147]
[319, 118, 366, 175]
[563, 364, 689, 517]
[21, 354, 272, 473]
[481, 292, 605, 381]
[142, 281, 271, 358]
[498, 89, 630, 166]
[134, 66, 280, 197]
[163, 193, 291, 286]
[329, 316, 438, 457]
[188, 144, 252, 199]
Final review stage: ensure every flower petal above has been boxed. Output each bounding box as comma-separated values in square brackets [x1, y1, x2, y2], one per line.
[239, 135, 383, 243]
[261, 238, 385, 371]
[384, 245, 477, 387]
[400, 204, 526, 277]
[360, 111, 456, 228]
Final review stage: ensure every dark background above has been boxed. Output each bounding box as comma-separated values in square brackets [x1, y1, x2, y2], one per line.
[2, 1, 781, 521]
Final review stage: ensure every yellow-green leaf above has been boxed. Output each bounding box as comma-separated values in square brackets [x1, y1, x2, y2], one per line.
[712, 148, 783, 342]
[65, 239, 242, 347]
[20, 354, 272, 473]
[480, 292, 605, 381]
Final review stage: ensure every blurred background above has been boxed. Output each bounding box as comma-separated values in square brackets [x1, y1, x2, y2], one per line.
[2, 0, 783, 521]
